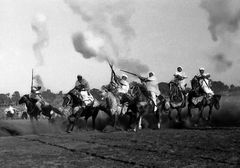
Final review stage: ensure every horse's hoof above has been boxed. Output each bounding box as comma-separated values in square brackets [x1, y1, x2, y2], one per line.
[194, 124, 198, 127]
[66, 130, 71, 133]
[133, 128, 137, 132]
[157, 123, 161, 129]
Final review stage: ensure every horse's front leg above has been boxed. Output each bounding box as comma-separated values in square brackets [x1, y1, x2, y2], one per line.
[176, 108, 182, 122]
[134, 114, 142, 132]
[156, 106, 162, 129]
[168, 109, 172, 121]
[66, 114, 75, 133]
[207, 105, 213, 121]
[113, 113, 119, 129]
[188, 104, 192, 119]
[195, 107, 204, 126]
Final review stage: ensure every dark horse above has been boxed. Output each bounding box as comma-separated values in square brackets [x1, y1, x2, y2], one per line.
[168, 81, 186, 121]
[62, 88, 118, 133]
[19, 94, 64, 121]
[123, 82, 155, 131]
[157, 81, 186, 127]
[188, 76, 221, 125]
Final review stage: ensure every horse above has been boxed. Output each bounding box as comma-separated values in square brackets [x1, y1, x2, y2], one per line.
[123, 82, 155, 132]
[168, 81, 186, 121]
[62, 88, 119, 132]
[19, 94, 64, 121]
[156, 81, 186, 127]
[188, 76, 221, 125]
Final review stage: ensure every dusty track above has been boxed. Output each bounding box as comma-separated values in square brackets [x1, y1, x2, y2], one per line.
[0, 127, 239, 167]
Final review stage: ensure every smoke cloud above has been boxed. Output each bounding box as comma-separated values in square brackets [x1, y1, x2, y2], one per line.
[212, 53, 233, 72]
[33, 74, 46, 91]
[65, 0, 148, 74]
[72, 32, 97, 59]
[117, 58, 149, 74]
[31, 14, 49, 66]
[201, 0, 240, 41]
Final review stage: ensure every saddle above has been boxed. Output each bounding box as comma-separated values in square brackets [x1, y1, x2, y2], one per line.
[80, 91, 94, 106]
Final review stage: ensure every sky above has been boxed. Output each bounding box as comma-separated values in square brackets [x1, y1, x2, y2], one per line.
[0, 0, 240, 94]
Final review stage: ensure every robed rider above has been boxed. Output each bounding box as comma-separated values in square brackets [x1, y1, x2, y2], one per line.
[195, 67, 214, 97]
[139, 72, 160, 112]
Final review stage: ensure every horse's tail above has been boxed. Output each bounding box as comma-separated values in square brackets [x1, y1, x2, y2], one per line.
[51, 106, 65, 117]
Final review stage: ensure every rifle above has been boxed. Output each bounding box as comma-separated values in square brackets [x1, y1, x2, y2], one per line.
[106, 58, 120, 85]
[120, 69, 147, 82]
[31, 69, 34, 92]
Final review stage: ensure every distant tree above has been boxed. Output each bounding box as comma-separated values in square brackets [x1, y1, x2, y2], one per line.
[0, 93, 12, 106]
[211, 81, 229, 93]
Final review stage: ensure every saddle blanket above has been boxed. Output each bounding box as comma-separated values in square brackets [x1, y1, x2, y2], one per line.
[80, 91, 94, 106]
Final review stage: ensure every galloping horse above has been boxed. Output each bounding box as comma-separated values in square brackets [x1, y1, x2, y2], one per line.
[157, 81, 186, 127]
[19, 94, 63, 121]
[188, 76, 221, 125]
[124, 82, 155, 131]
[168, 81, 186, 121]
[62, 88, 119, 132]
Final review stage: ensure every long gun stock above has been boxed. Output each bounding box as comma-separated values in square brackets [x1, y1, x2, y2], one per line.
[31, 69, 34, 91]
[107, 59, 119, 85]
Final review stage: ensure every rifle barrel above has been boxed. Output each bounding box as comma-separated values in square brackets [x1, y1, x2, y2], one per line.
[120, 70, 139, 77]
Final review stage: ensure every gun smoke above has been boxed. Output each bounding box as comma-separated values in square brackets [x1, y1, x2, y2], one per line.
[212, 53, 232, 72]
[31, 14, 49, 66]
[65, 0, 148, 74]
[33, 74, 46, 91]
[201, 0, 240, 72]
[200, 0, 240, 41]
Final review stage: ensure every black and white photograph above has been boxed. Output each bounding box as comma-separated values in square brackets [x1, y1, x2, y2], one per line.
[0, 0, 239, 167]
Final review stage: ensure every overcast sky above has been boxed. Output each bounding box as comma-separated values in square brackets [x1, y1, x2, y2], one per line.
[0, 0, 239, 94]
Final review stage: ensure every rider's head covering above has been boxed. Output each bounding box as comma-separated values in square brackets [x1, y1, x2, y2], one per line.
[149, 72, 155, 77]
[177, 66, 183, 71]
[77, 75, 82, 80]
[122, 74, 128, 79]
[199, 67, 205, 71]
[32, 86, 41, 92]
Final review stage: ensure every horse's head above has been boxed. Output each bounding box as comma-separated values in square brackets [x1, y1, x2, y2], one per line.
[191, 76, 200, 90]
[19, 94, 30, 104]
[62, 94, 72, 108]
[130, 82, 148, 101]
[169, 82, 179, 94]
[212, 94, 221, 110]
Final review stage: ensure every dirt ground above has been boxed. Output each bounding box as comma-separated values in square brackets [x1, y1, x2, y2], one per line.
[0, 118, 239, 168]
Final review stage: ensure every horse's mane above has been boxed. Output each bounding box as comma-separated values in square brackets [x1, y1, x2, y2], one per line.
[191, 76, 200, 89]
[131, 82, 150, 99]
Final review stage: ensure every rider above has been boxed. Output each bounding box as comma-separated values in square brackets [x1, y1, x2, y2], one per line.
[140, 72, 160, 112]
[29, 85, 45, 112]
[74, 75, 93, 108]
[173, 66, 187, 92]
[111, 73, 130, 114]
[117, 74, 130, 95]
[196, 67, 214, 97]
[75, 75, 90, 91]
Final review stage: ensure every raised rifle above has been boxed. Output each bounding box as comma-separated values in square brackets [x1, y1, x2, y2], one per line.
[107, 58, 119, 85]
[31, 69, 34, 92]
[120, 69, 147, 81]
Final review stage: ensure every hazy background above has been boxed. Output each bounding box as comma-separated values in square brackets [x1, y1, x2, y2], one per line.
[0, 0, 240, 94]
